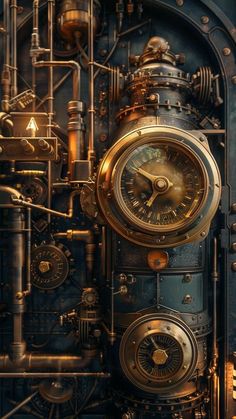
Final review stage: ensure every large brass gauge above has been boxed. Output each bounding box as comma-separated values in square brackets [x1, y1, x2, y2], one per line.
[96, 126, 221, 247]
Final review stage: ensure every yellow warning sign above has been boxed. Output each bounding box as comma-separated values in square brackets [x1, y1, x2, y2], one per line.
[26, 117, 38, 136]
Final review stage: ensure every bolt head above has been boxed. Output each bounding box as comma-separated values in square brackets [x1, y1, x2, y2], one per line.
[223, 47, 231, 56]
[38, 260, 51, 273]
[201, 16, 209, 24]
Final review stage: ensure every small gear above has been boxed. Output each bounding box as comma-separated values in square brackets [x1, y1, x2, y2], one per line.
[31, 243, 71, 290]
[20, 177, 47, 205]
[81, 288, 99, 307]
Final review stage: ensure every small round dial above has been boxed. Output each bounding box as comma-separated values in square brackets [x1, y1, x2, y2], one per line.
[115, 143, 206, 232]
[31, 243, 70, 290]
[119, 313, 198, 393]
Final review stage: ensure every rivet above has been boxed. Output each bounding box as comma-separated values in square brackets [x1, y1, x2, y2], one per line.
[231, 203, 236, 213]
[231, 243, 236, 253]
[176, 0, 184, 5]
[232, 223, 236, 233]
[232, 262, 236, 272]
[99, 133, 107, 142]
[223, 47, 231, 56]
[201, 16, 209, 24]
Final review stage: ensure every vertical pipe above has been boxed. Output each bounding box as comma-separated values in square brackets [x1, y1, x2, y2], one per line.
[10, 0, 18, 98]
[1, 0, 11, 111]
[47, 0, 54, 223]
[211, 237, 220, 419]
[4, 0, 10, 67]
[26, 207, 31, 294]
[4, 208, 26, 361]
[110, 271, 115, 345]
[32, 0, 39, 111]
[88, 0, 95, 167]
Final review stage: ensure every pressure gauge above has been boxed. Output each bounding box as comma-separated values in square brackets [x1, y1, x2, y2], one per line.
[96, 126, 221, 248]
[119, 313, 198, 393]
[113, 141, 207, 233]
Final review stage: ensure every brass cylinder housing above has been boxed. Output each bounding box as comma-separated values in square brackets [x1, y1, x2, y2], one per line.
[58, 0, 101, 43]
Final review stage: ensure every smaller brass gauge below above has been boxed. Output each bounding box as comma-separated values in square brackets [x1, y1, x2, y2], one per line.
[119, 313, 198, 393]
[96, 126, 221, 247]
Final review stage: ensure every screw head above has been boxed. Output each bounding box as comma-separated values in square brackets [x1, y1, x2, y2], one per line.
[232, 223, 236, 233]
[232, 262, 236, 272]
[223, 47, 231, 56]
[231, 203, 236, 213]
[231, 243, 236, 253]
[176, 0, 184, 5]
[201, 16, 209, 24]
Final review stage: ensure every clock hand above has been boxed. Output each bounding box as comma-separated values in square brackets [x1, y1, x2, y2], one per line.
[146, 189, 159, 207]
[136, 167, 157, 182]
[150, 336, 159, 349]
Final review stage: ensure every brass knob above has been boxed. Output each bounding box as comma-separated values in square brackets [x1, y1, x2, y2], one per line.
[38, 260, 51, 273]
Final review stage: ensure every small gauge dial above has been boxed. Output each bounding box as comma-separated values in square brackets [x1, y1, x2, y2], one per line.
[119, 313, 198, 393]
[113, 142, 206, 233]
[31, 243, 70, 290]
[137, 333, 183, 381]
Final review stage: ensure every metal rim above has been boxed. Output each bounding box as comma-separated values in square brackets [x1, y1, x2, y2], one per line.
[96, 125, 221, 248]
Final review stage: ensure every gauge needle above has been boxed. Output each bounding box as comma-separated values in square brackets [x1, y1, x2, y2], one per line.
[146, 190, 159, 207]
[136, 167, 157, 182]
[150, 336, 159, 349]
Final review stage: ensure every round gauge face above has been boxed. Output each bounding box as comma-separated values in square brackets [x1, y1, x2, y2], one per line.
[137, 333, 183, 381]
[113, 142, 206, 232]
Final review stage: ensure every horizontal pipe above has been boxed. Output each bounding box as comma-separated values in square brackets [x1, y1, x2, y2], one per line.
[54, 229, 93, 243]
[11, 190, 80, 218]
[0, 353, 91, 371]
[0, 372, 110, 378]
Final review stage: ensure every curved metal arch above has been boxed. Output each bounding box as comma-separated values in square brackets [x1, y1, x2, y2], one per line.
[146, 0, 236, 73]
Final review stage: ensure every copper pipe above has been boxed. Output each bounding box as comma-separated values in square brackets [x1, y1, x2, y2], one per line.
[88, 0, 95, 166]
[54, 229, 95, 281]
[210, 237, 220, 419]
[0, 187, 28, 362]
[0, 353, 91, 371]
[47, 0, 54, 223]
[0, 372, 110, 378]
[32, 0, 39, 111]
[25, 207, 31, 295]
[33, 60, 80, 101]
[54, 229, 93, 243]
[1, 391, 38, 419]
[11, 189, 80, 219]
[108, 272, 116, 345]
[1, 0, 11, 111]
[10, 0, 18, 98]
[36, 69, 73, 110]
[3, 0, 10, 68]
[67, 100, 86, 181]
